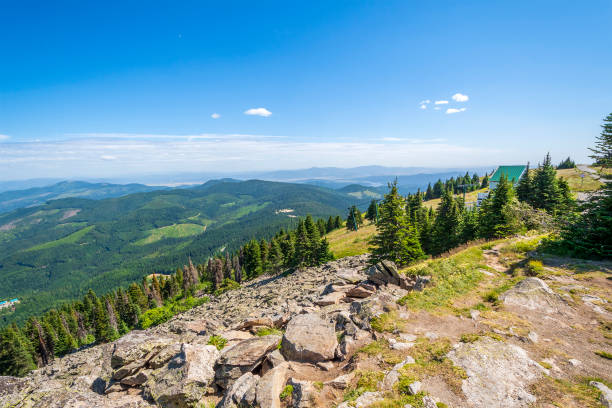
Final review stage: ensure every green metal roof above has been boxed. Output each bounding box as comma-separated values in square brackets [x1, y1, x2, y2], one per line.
[490, 165, 527, 184]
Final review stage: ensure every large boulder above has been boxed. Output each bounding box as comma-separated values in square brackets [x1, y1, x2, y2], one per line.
[143, 343, 220, 407]
[501, 277, 567, 315]
[111, 331, 176, 369]
[255, 362, 289, 408]
[214, 335, 282, 389]
[217, 372, 259, 408]
[281, 314, 337, 363]
[448, 337, 546, 408]
[288, 378, 317, 408]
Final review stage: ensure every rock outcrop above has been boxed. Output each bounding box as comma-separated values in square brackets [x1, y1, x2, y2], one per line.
[280, 313, 337, 363]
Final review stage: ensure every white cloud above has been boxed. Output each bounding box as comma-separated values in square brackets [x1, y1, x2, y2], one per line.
[446, 108, 467, 114]
[0, 134, 9, 141]
[420, 104, 427, 110]
[244, 108, 272, 117]
[419, 100, 431, 105]
[211, 113, 220, 119]
[452, 93, 469, 102]
[435, 100, 449, 105]
[0, 133, 500, 180]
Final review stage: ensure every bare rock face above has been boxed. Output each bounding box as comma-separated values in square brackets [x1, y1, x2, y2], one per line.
[255, 362, 289, 408]
[288, 378, 318, 408]
[143, 343, 220, 407]
[501, 277, 567, 314]
[281, 313, 338, 363]
[448, 337, 546, 408]
[214, 335, 282, 389]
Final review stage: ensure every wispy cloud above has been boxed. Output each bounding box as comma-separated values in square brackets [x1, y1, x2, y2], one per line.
[419, 100, 431, 105]
[452, 93, 469, 102]
[434, 107, 441, 110]
[446, 108, 467, 114]
[0, 134, 10, 141]
[435, 100, 449, 105]
[244, 107, 272, 117]
[420, 104, 427, 110]
[0, 133, 499, 179]
[211, 113, 220, 119]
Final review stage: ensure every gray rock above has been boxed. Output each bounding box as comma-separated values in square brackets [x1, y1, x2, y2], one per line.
[448, 337, 544, 408]
[501, 277, 567, 314]
[111, 331, 176, 369]
[262, 349, 286, 375]
[422, 396, 438, 408]
[281, 314, 337, 363]
[346, 285, 375, 298]
[289, 378, 317, 408]
[217, 372, 259, 408]
[144, 343, 220, 407]
[256, 362, 288, 408]
[408, 381, 422, 395]
[215, 335, 281, 389]
[325, 372, 354, 389]
[590, 381, 612, 408]
[120, 370, 150, 386]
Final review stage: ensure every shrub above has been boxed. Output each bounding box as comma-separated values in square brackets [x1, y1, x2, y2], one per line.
[139, 306, 174, 329]
[256, 327, 283, 337]
[595, 350, 612, 360]
[279, 384, 293, 400]
[207, 335, 227, 350]
[526, 259, 544, 276]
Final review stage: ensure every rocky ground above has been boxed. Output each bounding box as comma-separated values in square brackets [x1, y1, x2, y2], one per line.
[0, 237, 611, 408]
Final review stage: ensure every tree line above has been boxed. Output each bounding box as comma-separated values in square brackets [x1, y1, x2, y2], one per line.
[423, 171, 489, 201]
[0, 215, 341, 377]
[368, 154, 578, 266]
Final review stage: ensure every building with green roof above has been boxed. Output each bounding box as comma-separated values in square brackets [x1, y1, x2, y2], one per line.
[489, 165, 527, 189]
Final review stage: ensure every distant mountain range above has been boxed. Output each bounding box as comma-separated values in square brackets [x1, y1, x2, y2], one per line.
[0, 181, 168, 214]
[0, 179, 363, 325]
[0, 166, 494, 214]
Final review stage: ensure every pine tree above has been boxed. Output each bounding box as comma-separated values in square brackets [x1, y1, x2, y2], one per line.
[260, 238, 270, 273]
[516, 162, 533, 204]
[304, 215, 321, 265]
[369, 181, 425, 266]
[481, 174, 489, 188]
[243, 240, 262, 278]
[589, 112, 612, 168]
[54, 314, 77, 356]
[365, 200, 378, 221]
[346, 206, 362, 231]
[425, 183, 434, 200]
[560, 113, 612, 258]
[334, 215, 343, 229]
[93, 297, 114, 343]
[431, 190, 462, 254]
[532, 154, 564, 213]
[269, 238, 284, 273]
[326, 216, 335, 233]
[293, 219, 310, 267]
[478, 174, 520, 238]
[0, 325, 36, 377]
[433, 179, 444, 198]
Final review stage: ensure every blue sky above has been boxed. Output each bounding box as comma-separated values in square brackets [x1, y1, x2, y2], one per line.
[1, 1, 611, 180]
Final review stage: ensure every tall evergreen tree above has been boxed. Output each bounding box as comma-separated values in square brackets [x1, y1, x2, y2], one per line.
[243, 240, 262, 278]
[560, 113, 612, 258]
[0, 325, 36, 377]
[479, 174, 520, 238]
[365, 199, 378, 221]
[516, 162, 533, 204]
[369, 181, 425, 265]
[431, 190, 462, 254]
[532, 153, 561, 213]
[589, 112, 612, 167]
[481, 174, 489, 188]
[425, 183, 434, 200]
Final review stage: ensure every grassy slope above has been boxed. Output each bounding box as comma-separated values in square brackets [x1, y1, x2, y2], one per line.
[134, 223, 207, 246]
[327, 221, 377, 258]
[556, 166, 602, 192]
[23, 225, 95, 252]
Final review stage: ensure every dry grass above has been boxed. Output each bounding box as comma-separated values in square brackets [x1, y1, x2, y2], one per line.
[326, 221, 377, 258]
[556, 167, 602, 192]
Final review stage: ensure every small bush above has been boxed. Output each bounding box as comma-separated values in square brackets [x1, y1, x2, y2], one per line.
[526, 259, 544, 276]
[460, 333, 480, 343]
[539, 361, 552, 369]
[279, 384, 293, 400]
[207, 335, 227, 350]
[371, 311, 404, 333]
[595, 350, 612, 360]
[256, 327, 283, 337]
[214, 278, 241, 296]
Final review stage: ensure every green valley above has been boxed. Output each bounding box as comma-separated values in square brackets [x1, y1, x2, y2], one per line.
[0, 179, 360, 325]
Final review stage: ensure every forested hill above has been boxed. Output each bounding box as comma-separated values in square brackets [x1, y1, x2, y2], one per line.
[0, 179, 360, 325]
[0, 180, 168, 214]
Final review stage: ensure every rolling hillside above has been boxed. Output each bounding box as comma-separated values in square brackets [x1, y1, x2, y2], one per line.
[0, 180, 168, 214]
[0, 179, 362, 325]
